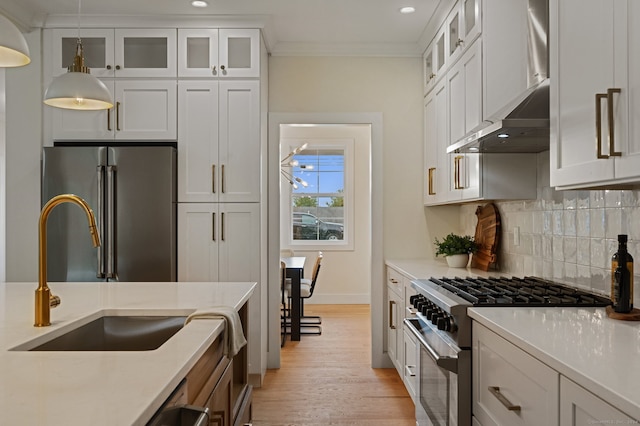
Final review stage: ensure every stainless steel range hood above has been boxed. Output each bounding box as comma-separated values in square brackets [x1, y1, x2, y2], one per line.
[447, 0, 549, 154]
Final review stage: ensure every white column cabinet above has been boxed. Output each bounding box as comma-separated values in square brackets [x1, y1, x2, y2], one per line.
[177, 202, 259, 282]
[178, 29, 260, 78]
[178, 80, 260, 203]
[51, 28, 176, 78]
[550, 0, 640, 188]
[424, 80, 448, 205]
[51, 80, 177, 141]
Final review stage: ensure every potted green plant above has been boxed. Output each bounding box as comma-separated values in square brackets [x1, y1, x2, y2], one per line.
[434, 233, 479, 268]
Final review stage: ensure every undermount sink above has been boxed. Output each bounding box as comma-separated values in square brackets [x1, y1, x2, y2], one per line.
[12, 311, 191, 352]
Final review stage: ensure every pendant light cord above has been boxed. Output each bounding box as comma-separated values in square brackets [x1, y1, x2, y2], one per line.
[77, 0, 82, 41]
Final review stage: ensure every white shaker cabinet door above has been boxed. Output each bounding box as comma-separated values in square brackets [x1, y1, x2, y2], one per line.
[216, 203, 260, 283]
[178, 203, 220, 282]
[560, 376, 637, 425]
[549, 0, 619, 187]
[178, 81, 220, 202]
[113, 80, 177, 140]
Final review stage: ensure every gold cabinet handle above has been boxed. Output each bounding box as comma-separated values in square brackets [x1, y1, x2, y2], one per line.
[596, 93, 608, 158]
[221, 212, 225, 241]
[221, 164, 225, 193]
[211, 164, 216, 194]
[428, 167, 436, 195]
[212, 65, 217, 75]
[389, 300, 396, 330]
[212, 212, 216, 241]
[456, 38, 464, 47]
[389, 278, 398, 284]
[116, 101, 121, 131]
[608, 88, 622, 156]
[107, 107, 111, 131]
[454, 156, 464, 189]
[488, 386, 521, 412]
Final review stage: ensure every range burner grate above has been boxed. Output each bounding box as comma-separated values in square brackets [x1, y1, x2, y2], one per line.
[429, 276, 611, 307]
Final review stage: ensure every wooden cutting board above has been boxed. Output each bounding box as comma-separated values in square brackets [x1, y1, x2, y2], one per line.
[470, 203, 501, 271]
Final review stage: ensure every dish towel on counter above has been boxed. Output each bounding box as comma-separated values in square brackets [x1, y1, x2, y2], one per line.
[185, 306, 247, 357]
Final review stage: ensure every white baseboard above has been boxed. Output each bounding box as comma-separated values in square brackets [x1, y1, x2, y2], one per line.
[304, 294, 370, 304]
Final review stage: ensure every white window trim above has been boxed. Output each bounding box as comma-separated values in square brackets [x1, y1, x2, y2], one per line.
[281, 137, 355, 251]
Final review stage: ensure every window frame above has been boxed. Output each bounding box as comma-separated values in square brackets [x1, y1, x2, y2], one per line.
[281, 138, 355, 251]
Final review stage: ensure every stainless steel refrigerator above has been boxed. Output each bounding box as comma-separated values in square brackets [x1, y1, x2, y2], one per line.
[41, 144, 177, 282]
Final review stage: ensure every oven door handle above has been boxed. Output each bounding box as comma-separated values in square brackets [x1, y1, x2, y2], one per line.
[405, 318, 458, 374]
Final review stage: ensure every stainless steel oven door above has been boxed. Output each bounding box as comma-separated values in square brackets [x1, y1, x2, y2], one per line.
[405, 318, 471, 426]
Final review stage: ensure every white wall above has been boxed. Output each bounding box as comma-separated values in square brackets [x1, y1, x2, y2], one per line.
[5, 30, 41, 282]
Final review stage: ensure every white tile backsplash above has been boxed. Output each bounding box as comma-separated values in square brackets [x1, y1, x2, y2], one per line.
[459, 152, 639, 302]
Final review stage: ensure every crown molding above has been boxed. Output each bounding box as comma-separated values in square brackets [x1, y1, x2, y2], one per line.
[269, 41, 422, 58]
[42, 14, 270, 29]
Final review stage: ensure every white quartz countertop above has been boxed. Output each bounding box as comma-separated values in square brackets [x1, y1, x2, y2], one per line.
[0, 281, 256, 426]
[385, 258, 504, 280]
[469, 306, 640, 421]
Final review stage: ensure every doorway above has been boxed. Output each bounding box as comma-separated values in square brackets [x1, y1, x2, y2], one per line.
[267, 113, 384, 369]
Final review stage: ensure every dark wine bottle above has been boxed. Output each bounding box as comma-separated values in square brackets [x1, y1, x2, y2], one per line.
[611, 234, 634, 313]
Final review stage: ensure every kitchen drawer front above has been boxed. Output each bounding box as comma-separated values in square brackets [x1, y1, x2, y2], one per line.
[473, 323, 559, 426]
[402, 325, 418, 403]
[560, 376, 637, 425]
[386, 267, 404, 296]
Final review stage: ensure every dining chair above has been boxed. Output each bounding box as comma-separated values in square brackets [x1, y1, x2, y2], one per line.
[285, 251, 323, 335]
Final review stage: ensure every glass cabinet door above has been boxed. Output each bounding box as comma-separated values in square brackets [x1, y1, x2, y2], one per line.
[51, 28, 114, 77]
[178, 29, 219, 77]
[218, 29, 260, 78]
[423, 43, 435, 94]
[448, 9, 462, 62]
[114, 29, 176, 77]
[463, 0, 482, 45]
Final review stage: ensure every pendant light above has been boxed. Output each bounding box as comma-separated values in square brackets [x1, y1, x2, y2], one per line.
[43, 0, 113, 110]
[0, 14, 30, 67]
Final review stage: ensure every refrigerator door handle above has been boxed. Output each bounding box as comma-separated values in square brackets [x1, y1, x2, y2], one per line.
[96, 166, 106, 278]
[106, 165, 117, 279]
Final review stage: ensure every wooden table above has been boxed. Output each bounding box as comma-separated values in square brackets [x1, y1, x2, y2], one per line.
[281, 256, 305, 341]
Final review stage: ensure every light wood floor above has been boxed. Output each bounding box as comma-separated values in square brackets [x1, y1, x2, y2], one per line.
[252, 304, 416, 425]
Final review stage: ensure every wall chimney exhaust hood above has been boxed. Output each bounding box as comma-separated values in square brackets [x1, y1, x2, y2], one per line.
[448, 0, 549, 154]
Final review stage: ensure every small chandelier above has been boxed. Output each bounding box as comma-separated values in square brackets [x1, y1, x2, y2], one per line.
[43, 0, 113, 110]
[281, 143, 314, 189]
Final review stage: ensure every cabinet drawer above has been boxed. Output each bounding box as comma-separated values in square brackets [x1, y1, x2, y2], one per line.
[402, 325, 418, 402]
[473, 323, 559, 426]
[387, 267, 403, 295]
[560, 376, 637, 425]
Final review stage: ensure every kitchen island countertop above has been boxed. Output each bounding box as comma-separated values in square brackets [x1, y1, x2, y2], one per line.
[0, 281, 256, 426]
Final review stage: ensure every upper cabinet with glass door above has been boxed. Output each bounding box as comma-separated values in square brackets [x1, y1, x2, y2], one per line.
[447, 0, 482, 65]
[51, 28, 177, 78]
[178, 28, 260, 78]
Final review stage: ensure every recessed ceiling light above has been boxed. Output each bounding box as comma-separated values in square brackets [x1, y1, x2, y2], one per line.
[497, 133, 510, 138]
[191, 0, 208, 7]
[400, 6, 416, 14]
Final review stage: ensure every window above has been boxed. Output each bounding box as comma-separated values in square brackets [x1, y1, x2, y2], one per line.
[282, 138, 354, 250]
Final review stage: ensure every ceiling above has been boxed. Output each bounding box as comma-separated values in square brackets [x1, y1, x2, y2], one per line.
[0, 0, 441, 57]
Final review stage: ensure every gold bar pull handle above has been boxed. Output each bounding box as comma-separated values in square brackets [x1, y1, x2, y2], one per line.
[116, 101, 121, 132]
[212, 212, 216, 241]
[211, 164, 216, 194]
[428, 167, 436, 195]
[389, 300, 396, 330]
[107, 107, 111, 131]
[488, 386, 521, 412]
[221, 164, 225, 193]
[596, 93, 609, 158]
[454, 156, 463, 189]
[221, 212, 225, 241]
[608, 88, 622, 156]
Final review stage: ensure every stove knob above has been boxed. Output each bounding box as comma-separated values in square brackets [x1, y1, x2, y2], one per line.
[426, 308, 436, 320]
[437, 316, 451, 331]
[431, 312, 443, 325]
[421, 305, 429, 315]
[410, 294, 421, 305]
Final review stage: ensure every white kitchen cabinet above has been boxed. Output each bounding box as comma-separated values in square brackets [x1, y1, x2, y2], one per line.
[424, 79, 450, 205]
[51, 28, 177, 78]
[402, 324, 418, 404]
[446, 0, 482, 67]
[51, 80, 177, 141]
[178, 29, 260, 78]
[386, 267, 404, 371]
[177, 202, 260, 282]
[560, 376, 636, 425]
[178, 80, 260, 203]
[423, 41, 437, 95]
[448, 39, 482, 148]
[473, 322, 559, 426]
[550, 0, 640, 188]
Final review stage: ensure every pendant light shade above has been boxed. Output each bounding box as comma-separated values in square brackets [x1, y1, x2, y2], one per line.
[0, 14, 30, 67]
[43, 38, 113, 110]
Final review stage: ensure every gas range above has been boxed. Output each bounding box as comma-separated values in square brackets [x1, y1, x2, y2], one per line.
[409, 276, 611, 348]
